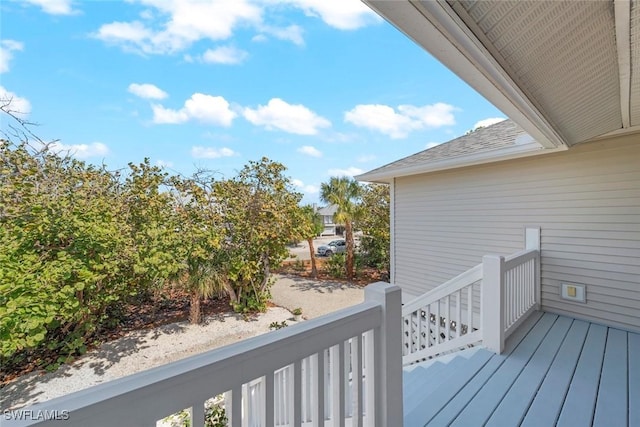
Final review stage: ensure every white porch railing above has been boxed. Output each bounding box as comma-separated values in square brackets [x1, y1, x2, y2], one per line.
[402, 227, 541, 364]
[6, 282, 403, 427]
[401, 265, 483, 365]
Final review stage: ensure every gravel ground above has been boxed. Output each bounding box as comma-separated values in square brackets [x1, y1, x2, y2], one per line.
[270, 274, 364, 319]
[1, 275, 364, 411]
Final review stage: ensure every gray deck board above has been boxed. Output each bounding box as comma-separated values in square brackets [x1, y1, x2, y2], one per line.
[485, 316, 573, 427]
[520, 319, 590, 427]
[405, 311, 638, 427]
[449, 313, 558, 426]
[593, 329, 628, 427]
[404, 357, 465, 414]
[556, 323, 608, 427]
[404, 349, 492, 426]
[425, 312, 544, 427]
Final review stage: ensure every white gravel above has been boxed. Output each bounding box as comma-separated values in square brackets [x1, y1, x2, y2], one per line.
[1, 275, 365, 411]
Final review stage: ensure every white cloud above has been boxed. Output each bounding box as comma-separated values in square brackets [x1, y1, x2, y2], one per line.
[0, 86, 31, 118]
[292, 178, 319, 194]
[49, 142, 109, 159]
[278, 0, 381, 30]
[93, 0, 261, 54]
[128, 83, 168, 100]
[251, 34, 268, 43]
[327, 167, 364, 177]
[297, 145, 322, 157]
[152, 93, 237, 126]
[191, 146, 236, 159]
[243, 98, 330, 135]
[398, 103, 456, 128]
[93, 21, 154, 52]
[473, 117, 505, 130]
[344, 102, 457, 139]
[425, 142, 441, 150]
[201, 46, 248, 64]
[259, 25, 304, 46]
[93, 0, 379, 56]
[0, 40, 24, 74]
[356, 154, 376, 163]
[22, 0, 76, 15]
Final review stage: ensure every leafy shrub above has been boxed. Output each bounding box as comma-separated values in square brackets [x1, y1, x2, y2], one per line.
[325, 253, 346, 278]
[292, 259, 306, 272]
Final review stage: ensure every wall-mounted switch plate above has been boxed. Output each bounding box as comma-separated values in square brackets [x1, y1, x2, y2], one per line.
[561, 283, 586, 303]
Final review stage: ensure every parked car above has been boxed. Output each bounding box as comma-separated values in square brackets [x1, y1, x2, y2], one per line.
[317, 239, 346, 256]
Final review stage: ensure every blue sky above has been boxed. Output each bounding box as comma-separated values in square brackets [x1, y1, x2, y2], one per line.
[0, 0, 505, 204]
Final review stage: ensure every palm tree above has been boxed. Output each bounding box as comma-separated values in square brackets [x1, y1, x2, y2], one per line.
[320, 177, 362, 280]
[299, 205, 324, 278]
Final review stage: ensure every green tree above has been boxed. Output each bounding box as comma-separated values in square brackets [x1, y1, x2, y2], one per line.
[297, 205, 324, 278]
[0, 139, 135, 366]
[358, 184, 390, 276]
[169, 172, 225, 324]
[320, 177, 362, 281]
[215, 157, 302, 312]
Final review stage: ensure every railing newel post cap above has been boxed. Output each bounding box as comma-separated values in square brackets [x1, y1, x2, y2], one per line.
[364, 282, 401, 300]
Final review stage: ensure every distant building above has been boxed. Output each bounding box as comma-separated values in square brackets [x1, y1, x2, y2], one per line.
[316, 204, 338, 236]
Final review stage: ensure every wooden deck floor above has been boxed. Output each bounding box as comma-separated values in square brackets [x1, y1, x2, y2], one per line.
[407, 311, 640, 426]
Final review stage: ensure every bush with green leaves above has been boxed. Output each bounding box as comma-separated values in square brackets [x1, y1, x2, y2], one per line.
[214, 158, 303, 313]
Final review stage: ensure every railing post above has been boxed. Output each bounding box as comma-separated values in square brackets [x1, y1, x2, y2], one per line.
[482, 255, 505, 354]
[364, 282, 403, 427]
[525, 227, 541, 311]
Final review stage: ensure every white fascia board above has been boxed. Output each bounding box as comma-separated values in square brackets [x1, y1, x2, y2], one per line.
[614, 0, 631, 128]
[364, 0, 569, 149]
[355, 142, 567, 183]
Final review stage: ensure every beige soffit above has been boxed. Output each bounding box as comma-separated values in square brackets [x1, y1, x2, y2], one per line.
[364, 1, 640, 146]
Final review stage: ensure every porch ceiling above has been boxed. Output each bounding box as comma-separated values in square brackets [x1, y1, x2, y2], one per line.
[365, 0, 640, 149]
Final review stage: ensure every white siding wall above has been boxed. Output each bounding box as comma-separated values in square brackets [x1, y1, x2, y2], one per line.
[394, 136, 640, 332]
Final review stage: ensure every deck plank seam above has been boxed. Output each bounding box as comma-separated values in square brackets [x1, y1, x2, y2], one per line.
[481, 314, 560, 426]
[452, 314, 549, 425]
[591, 326, 610, 427]
[422, 353, 495, 426]
[551, 319, 589, 427]
[442, 315, 546, 425]
[518, 317, 575, 427]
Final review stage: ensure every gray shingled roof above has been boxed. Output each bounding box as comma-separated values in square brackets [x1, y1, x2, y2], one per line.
[317, 205, 338, 216]
[357, 119, 536, 182]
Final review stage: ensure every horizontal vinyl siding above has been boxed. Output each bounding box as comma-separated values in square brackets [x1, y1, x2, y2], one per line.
[393, 136, 640, 332]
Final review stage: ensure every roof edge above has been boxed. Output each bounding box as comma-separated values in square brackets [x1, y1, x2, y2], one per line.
[356, 142, 566, 183]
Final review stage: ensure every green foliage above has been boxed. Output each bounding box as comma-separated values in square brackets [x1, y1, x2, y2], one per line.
[0, 103, 384, 375]
[165, 397, 228, 427]
[205, 403, 228, 427]
[269, 321, 288, 330]
[291, 259, 306, 272]
[0, 139, 184, 369]
[325, 252, 346, 279]
[358, 184, 390, 275]
[214, 157, 303, 313]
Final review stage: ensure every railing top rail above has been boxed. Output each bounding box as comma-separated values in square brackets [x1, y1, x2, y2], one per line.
[11, 301, 383, 427]
[402, 263, 482, 315]
[504, 248, 539, 270]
